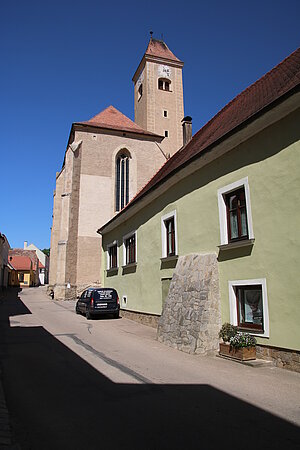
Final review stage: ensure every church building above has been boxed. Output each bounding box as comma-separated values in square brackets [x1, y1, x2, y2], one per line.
[49, 37, 186, 300]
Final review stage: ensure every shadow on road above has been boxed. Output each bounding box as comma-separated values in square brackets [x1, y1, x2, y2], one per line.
[0, 288, 299, 449]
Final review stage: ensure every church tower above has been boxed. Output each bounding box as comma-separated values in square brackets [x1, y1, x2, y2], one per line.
[133, 36, 184, 157]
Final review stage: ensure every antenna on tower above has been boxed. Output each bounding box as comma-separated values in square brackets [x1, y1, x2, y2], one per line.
[150, 30, 153, 39]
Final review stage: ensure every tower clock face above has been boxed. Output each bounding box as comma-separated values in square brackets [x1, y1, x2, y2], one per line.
[158, 65, 171, 78]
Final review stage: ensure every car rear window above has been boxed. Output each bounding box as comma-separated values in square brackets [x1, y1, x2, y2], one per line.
[93, 289, 115, 300]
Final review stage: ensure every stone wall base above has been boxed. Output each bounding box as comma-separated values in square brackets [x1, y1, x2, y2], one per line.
[47, 283, 101, 301]
[120, 309, 159, 329]
[256, 345, 300, 373]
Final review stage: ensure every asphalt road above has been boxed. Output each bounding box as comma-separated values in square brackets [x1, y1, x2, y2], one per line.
[0, 286, 299, 449]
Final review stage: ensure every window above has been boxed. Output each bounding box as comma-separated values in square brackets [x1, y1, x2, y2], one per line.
[158, 78, 171, 91]
[18, 273, 24, 282]
[165, 217, 175, 256]
[107, 242, 118, 270]
[115, 152, 130, 212]
[123, 232, 136, 266]
[163, 110, 168, 117]
[164, 130, 169, 138]
[218, 177, 254, 246]
[161, 211, 178, 258]
[225, 188, 248, 242]
[138, 84, 143, 100]
[229, 279, 269, 337]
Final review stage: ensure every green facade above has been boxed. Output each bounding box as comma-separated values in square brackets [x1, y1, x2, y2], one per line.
[102, 108, 300, 351]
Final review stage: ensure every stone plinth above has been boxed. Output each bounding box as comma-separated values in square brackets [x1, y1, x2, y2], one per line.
[157, 253, 221, 355]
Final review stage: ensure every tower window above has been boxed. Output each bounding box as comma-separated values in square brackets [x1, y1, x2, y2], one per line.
[115, 152, 130, 212]
[163, 110, 168, 117]
[164, 131, 169, 137]
[138, 84, 143, 100]
[158, 78, 171, 91]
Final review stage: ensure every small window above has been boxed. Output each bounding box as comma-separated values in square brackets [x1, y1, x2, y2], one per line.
[18, 273, 24, 282]
[158, 78, 171, 91]
[161, 211, 177, 258]
[163, 110, 168, 117]
[164, 130, 169, 138]
[225, 187, 248, 242]
[165, 218, 175, 256]
[229, 279, 269, 337]
[123, 232, 136, 266]
[138, 84, 143, 100]
[107, 243, 118, 269]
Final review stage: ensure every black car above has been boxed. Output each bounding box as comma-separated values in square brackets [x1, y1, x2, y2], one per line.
[76, 287, 120, 319]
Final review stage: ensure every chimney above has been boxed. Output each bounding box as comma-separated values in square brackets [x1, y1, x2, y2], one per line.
[181, 116, 192, 146]
[24, 241, 28, 249]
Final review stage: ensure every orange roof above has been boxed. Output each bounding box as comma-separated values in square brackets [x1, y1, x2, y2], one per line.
[9, 255, 32, 271]
[77, 105, 161, 137]
[145, 38, 182, 63]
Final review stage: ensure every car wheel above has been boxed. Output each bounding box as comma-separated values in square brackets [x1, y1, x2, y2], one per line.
[86, 310, 92, 320]
[114, 311, 119, 319]
[75, 307, 80, 315]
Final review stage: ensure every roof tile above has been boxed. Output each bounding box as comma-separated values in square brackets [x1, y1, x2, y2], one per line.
[145, 38, 182, 63]
[77, 105, 161, 137]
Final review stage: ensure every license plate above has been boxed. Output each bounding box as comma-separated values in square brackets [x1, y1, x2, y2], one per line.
[97, 303, 107, 308]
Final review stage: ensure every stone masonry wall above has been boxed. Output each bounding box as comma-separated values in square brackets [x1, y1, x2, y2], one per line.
[256, 345, 300, 373]
[157, 253, 221, 355]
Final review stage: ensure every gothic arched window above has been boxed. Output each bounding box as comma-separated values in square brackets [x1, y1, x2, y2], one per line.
[115, 151, 130, 212]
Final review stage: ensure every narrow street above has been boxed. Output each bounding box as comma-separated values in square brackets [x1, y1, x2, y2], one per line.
[0, 287, 299, 449]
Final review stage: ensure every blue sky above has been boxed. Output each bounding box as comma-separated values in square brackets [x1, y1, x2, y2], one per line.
[1, 0, 299, 250]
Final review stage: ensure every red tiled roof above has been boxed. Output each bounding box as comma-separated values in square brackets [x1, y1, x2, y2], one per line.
[9, 256, 32, 271]
[100, 46, 300, 231]
[77, 105, 161, 137]
[145, 38, 182, 63]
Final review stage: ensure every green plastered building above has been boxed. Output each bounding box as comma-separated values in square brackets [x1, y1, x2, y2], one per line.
[99, 47, 300, 371]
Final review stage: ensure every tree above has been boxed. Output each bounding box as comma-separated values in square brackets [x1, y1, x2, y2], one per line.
[41, 248, 50, 257]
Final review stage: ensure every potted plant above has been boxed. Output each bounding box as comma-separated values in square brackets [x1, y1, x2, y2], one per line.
[229, 332, 257, 361]
[219, 323, 238, 356]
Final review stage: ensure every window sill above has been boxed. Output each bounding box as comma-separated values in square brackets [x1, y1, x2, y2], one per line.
[122, 262, 137, 269]
[160, 255, 178, 263]
[106, 267, 118, 275]
[218, 238, 255, 251]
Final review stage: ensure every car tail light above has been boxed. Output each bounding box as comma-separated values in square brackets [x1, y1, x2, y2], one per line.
[117, 296, 119, 305]
[90, 297, 94, 307]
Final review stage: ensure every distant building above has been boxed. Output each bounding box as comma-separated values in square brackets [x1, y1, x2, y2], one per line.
[8, 255, 36, 287]
[24, 241, 49, 285]
[9, 249, 40, 287]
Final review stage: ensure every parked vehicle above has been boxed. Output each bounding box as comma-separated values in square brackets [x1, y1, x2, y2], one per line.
[76, 287, 120, 320]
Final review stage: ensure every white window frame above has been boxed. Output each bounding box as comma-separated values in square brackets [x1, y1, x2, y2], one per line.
[106, 240, 118, 270]
[228, 278, 269, 338]
[122, 230, 137, 266]
[161, 210, 178, 258]
[217, 177, 254, 246]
